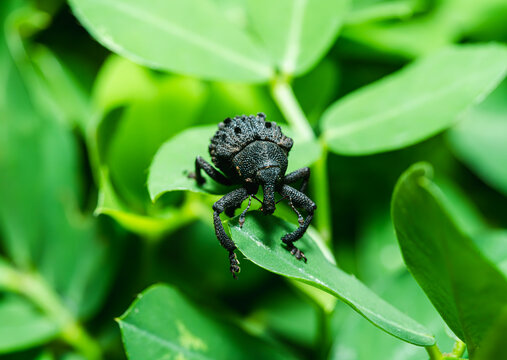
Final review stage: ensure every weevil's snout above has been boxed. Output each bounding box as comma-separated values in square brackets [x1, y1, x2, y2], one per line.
[258, 167, 280, 215]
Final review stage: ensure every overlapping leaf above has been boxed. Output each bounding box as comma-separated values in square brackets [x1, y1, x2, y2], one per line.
[322, 44, 507, 155]
[391, 163, 507, 354]
[229, 212, 434, 346]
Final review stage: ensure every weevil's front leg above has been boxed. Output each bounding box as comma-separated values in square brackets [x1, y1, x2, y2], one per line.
[213, 187, 249, 278]
[284, 167, 310, 193]
[190, 156, 233, 186]
[279, 184, 317, 262]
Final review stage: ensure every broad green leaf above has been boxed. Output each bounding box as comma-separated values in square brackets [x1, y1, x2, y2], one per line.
[118, 284, 298, 360]
[148, 125, 322, 200]
[228, 212, 434, 346]
[391, 163, 507, 354]
[447, 79, 507, 197]
[322, 44, 507, 155]
[69, 0, 273, 82]
[246, 0, 348, 75]
[0, 296, 58, 354]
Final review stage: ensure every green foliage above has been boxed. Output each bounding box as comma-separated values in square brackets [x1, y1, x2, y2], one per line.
[1, 0, 507, 359]
[229, 212, 434, 346]
[447, 79, 507, 196]
[118, 284, 298, 360]
[322, 44, 507, 155]
[392, 163, 507, 355]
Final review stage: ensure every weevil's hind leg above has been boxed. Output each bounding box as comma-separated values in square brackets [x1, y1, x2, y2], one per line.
[279, 184, 317, 262]
[284, 167, 310, 193]
[213, 187, 249, 278]
[189, 156, 233, 186]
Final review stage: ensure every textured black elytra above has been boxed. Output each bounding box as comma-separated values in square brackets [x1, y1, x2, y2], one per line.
[190, 113, 316, 278]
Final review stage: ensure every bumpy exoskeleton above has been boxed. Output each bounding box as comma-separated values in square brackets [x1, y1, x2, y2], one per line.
[189, 113, 316, 278]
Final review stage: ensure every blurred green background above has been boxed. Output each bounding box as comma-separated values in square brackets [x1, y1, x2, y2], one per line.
[1, 0, 507, 359]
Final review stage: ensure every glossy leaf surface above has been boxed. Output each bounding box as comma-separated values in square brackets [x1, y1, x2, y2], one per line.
[322, 44, 507, 155]
[246, 0, 348, 75]
[69, 0, 273, 82]
[118, 284, 297, 360]
[391, 163, 507, 354]
[229, 212, 434, 346]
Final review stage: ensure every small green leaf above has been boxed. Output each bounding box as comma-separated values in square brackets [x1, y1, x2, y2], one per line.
[229, 212, 434, 346]
[246, 0, 349, 75]
[69, 0, 273, 82]
[148, 125, 322, 200]
[148, 125, 229, 200]
[0, 296, 59, 354]
[447, 79, 507, 197]
[96, 168, 196, 239]
[322, 44, 507, 155]
[391, 162, 507, 354]
[118, 284, 298, 360]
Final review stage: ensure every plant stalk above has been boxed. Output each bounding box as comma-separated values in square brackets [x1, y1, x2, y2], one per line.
[270, 76, 333, 245]
[426, 344, 444, 360]
[270, 76, 314, 141]
[0, 263, 102, 360]
[451, 340, 466, 357]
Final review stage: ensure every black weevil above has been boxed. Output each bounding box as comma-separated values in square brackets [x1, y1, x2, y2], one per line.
[190, 113, 316, 278]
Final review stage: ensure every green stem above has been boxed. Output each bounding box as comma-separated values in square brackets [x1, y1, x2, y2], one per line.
[451, 340, 466, 357]
[426, 344, 444, 360]
[270, 76, 333, 245]
[311, 142, 332, 245]
[270, 76, 314, 141]
[0, 263, 102, 360]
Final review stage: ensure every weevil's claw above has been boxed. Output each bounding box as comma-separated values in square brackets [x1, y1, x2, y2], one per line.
[188, 172, 205, 185]
[288, 245, 307, 263]
[229, 252, 241, 279]
[239, 216, 245, 228]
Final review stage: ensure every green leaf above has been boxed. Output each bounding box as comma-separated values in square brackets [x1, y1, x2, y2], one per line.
[118, 284, 298, 360]
[95, 168, 197, 239]
[69, 0, 273, 82]
[104, 75, 206, 207]
[474, 306, 507, 360]
[246, 0, 349, 75]
[228, 212, 434, 346]
[322, 44, 507, 155]
[0, 19, 115, 318]
[0, 296, 59, 354]
[148, 125, 322, 200]
[447, 79, 507, 197]
[329, 272, 454, 360]
[391, 162, 507, 354]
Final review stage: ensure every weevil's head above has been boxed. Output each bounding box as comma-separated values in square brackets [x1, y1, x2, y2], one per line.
[257, 166, 282, 215]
